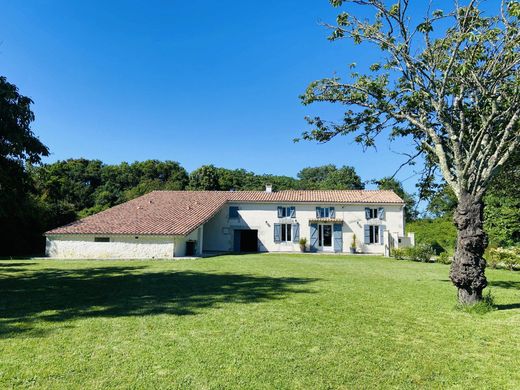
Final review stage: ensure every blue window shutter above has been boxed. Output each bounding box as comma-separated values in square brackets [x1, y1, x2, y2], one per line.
[292, 224, 300, 243]
[378, 207, 385, 220]
[229, 206, 239, 219]
[316, 207, 321, 218]
[277, 206, 283, 218]
[365, 207, 371, 220]
[364, 225, 370, 244]
[333, 223, 343, 252]
[310, 224, 318, 252]
[379, 225, 385, 244]
[330, 207, 336, 218]
[290, 206, 296, 218]
[274, 224, 281, 242]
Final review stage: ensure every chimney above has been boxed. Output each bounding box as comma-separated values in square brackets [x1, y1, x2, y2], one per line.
[265, 184, 273, 193]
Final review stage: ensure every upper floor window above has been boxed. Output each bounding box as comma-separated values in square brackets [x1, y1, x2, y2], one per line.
[316, 207, 335, 219]
[94, 237, 110, 242]
[365, 207, 385, 220]
[277, 206, 295, 218]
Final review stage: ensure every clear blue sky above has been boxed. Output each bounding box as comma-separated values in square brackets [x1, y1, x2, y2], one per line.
[1, 0, 426, 193]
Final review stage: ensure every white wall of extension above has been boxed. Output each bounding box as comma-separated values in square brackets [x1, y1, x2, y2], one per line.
[46, 226, 204, 259]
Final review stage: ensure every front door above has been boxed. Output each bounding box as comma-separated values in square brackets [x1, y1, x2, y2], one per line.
[318, 224, 333, 252]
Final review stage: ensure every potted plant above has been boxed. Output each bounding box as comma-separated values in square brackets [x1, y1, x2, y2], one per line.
[299, 237, 307, 252]
[350, 234, 357, 254]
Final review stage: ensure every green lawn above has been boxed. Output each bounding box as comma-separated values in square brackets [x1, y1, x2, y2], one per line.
[1, 255, 520, 389]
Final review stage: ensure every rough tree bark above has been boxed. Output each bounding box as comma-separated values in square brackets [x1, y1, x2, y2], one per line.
[450, 192, 488, 304]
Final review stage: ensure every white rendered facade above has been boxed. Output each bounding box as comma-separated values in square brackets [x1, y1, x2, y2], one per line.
[203, 202, 406, 255]
[46, 200, 410, 258]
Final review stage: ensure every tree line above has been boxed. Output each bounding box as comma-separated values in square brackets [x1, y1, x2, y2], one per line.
[11, 153, 517, 258]
[3, 158, 416, 256]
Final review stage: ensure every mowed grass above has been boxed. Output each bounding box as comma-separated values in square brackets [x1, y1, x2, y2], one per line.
[1, 255, 520, 389]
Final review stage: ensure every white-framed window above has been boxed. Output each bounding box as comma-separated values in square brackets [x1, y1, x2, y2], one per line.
[365, 207, 384, 220]
[280, 223, 292, 242]
[368, 225, 379, 244]
[316, 207, 335, 218]
[277, 206, 295, 218]
[364, 224, 385, 245]
[274, 223, 299, 243]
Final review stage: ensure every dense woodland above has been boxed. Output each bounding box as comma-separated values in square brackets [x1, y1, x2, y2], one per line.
[0, 159, 404, 255]
[0, 155, 517, 257]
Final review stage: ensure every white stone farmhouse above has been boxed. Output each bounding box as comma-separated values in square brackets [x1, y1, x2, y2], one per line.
[45, 188, 414, 259]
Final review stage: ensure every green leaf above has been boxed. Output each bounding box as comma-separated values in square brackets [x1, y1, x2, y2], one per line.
[389, 3, 400, 16]
[432, 9, 444, 18]
[417, 21, 433, 33]
[508, 1, 520, 17]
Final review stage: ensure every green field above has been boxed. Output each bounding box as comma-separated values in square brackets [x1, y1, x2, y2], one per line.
[1, 254, 519, 389]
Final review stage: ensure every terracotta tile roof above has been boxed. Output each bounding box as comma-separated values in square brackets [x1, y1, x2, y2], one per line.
[226, 190, 404, 204]
[45, 190, 403, 236]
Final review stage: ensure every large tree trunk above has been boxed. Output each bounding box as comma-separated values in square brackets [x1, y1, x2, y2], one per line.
[450, 191, 488, 305]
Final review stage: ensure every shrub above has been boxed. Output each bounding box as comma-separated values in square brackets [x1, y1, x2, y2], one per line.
[437, 251, 452, 265]
[392, 248, 406, 260]
[392, 245, 435, 263]
[486, 247, 500, 269]
[350, 234, 357, 249]
[487, 247, 520, 271]
[299, 237, 307, 252]
[408, 244, 434, 263]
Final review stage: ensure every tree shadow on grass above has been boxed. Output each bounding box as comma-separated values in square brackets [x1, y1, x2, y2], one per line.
[0, 262, 37, 267]
[496, 303, 520, 310]
[487, 280, 520, 290]
[0, 265, 318, 338]
[487, 281, 520, 310]
[0, 262, 38, 274]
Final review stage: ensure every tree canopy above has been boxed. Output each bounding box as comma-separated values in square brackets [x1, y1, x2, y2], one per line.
[300, 0, 520, 304]
[0, 76, 49, 255]
[302, 1, 519, 202]
[298, 164, 364, 190]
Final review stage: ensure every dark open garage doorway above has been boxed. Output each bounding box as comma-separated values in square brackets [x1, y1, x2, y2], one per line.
[233, 229, 258, 253]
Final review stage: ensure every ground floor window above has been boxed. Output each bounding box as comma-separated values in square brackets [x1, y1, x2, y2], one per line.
[368, 225, 379, 244]
[281, 223, 291, 242]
